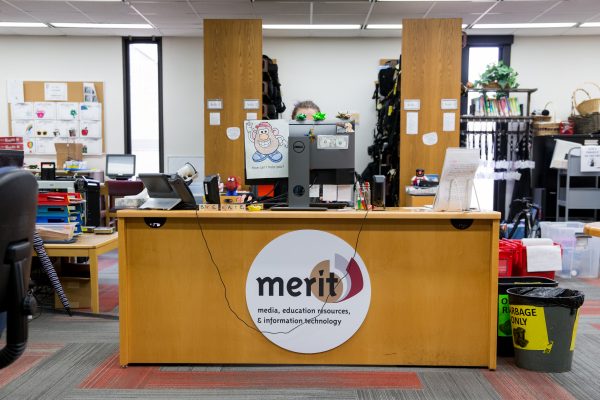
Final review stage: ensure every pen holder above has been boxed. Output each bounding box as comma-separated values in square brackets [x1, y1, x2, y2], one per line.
[355, 184, 371, 210]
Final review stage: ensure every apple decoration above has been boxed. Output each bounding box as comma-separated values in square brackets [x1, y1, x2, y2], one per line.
[82, 126, 89, 136]
[36, 111, 45, 118]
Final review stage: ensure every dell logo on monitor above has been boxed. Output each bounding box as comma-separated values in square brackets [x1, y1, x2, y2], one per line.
[292, 141, 305, 153]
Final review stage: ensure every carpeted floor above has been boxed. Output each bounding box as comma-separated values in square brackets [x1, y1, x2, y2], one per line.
[2, 262, 600, 399]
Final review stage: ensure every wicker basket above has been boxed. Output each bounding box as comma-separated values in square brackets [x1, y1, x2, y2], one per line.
[533, 121, 560, 136]
[573, 83, 600, 116]
[573, 113, 600, 134]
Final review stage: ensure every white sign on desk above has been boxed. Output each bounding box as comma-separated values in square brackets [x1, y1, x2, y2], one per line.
[246, 230, 371, 354]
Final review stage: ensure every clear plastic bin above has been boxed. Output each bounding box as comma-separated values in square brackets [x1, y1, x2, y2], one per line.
[539, 221, 600, 278]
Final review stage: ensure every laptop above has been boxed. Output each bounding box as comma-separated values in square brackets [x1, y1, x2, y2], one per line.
[138, 173, 182, 210]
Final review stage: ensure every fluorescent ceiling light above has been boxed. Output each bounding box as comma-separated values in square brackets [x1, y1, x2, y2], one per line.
[51, 23, 153, 29]
[0, 22, 48, 28]
[377, 0, 494, 2]
[580, 22, 600, 28]
[263, 24, 360, 30]
[473, 23, 576, 29]
[367, 24, 402, 30]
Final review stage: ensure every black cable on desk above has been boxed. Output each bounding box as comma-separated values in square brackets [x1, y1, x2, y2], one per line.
[194, 208, 369, 335]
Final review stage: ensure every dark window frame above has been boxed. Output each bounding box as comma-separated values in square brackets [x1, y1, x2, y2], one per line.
[461, 35, 514, 115]
[122, 37, 164, 172]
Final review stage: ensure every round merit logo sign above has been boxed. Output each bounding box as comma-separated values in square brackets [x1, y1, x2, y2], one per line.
[245, 230, 371, 354]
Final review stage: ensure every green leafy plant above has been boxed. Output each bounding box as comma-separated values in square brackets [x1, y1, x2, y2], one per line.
[474, 61, 519, 89]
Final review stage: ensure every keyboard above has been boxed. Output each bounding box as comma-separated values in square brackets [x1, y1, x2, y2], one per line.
[310, 202, 349, 209]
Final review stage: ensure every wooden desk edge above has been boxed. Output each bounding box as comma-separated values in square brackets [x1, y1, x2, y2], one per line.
[118, 209, 501, 220]
[584, 222, 600, 237]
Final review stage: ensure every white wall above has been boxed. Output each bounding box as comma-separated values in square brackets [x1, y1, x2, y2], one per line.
[263, 38, 402, 173]
[161, 37, 204, 170]
[0, 36, 124, 170]
[511, 36, 600, 121]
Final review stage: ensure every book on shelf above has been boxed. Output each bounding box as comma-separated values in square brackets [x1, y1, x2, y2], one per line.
[470, 95, 522, 117]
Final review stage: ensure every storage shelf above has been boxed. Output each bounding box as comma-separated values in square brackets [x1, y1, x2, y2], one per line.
[467, 88, 538, 94]
[461, 115, 533, 121]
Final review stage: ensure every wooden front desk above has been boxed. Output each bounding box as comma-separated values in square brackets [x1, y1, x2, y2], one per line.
[118, 209, 500, 368]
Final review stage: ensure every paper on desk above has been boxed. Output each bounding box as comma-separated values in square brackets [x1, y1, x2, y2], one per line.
[337, 185, 353, 203]
[433, 148, 480, 211]
[526, 245, 562, 272]
[309, 184, 320, 198]
[322, 185, 337, 202]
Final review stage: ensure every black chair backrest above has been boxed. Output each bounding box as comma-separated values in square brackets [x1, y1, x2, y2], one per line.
[0, 167, 38, 368]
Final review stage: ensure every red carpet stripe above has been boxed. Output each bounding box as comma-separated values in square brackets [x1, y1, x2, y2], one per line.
[581, 278, 600, 288]
[80, 353, 422, 390]
[580, 300, 600, 316]
[483, 364, 576, 400]
[0, 343, 63, 388]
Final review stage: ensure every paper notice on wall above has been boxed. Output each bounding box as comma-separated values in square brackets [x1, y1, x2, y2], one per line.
[80, 120, 102, 138]
[10, 103, 34, 120]
[57, 102, 80, 120]
[6, 80, 24, 103]
[83, 82, 98, 103]
[406, 112, 418, 135]
[79, 103, 102, 121]
[443, 112, 456, 132]
[33, 102, 57, 120]
[210, 112, 220, 126]
[44, 82, 68, 101]
[11, 120, 34, 137]
[79, 138, 103, 155]
[422, 132, 438, 146]
[581, 145, 600, 172]
[244, 120, 290, 179]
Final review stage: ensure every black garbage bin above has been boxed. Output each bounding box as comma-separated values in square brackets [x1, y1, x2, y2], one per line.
[498, 277, 558, 356]
[507, 287, 585, 372]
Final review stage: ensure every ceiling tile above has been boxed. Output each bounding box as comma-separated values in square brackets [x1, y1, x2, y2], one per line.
[313, 2, 371, 15]
[312, 14, 365, 24]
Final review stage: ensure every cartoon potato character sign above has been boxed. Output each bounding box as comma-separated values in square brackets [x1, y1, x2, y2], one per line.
[244, 120, 290, 180]
[248, 121, 287, 163]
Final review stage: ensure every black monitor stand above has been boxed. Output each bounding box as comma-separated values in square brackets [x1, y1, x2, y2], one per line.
[271, 135, 326, 211]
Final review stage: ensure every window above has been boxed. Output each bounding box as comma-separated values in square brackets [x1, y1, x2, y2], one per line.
[123, 37, 163, 173]
[461, 36, 513, 211]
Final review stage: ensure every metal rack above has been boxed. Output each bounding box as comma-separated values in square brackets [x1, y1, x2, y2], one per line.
[460, 88, 537, 219]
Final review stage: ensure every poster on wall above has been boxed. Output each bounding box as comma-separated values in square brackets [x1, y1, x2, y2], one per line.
[79, 103, 102, 120]
[244, 119, 289, 180]
[44, 82, 68, 101]
[11, 102, 34, 120]
[79, 138, 102, 155]
[33, 102, 57, 120]
[581, 146, 600, 172]
[79, 120, 101, 138]
[57, 102, 80, 120]
[11, 120, 34, 137]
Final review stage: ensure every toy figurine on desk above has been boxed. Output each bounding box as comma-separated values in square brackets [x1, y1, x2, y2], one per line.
[225, 176, 241, 196]
[411, 168, 429, 187]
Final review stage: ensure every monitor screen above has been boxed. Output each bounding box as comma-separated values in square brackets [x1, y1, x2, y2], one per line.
[138, 173, 179, 199]
[106, 154, 136, 179]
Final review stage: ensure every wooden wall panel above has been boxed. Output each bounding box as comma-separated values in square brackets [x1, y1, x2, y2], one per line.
[399, 19, 462, 205]
[204, 19, 262, 180]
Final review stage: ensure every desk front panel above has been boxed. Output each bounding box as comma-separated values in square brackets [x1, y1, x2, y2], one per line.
[120, 215, 497, 367]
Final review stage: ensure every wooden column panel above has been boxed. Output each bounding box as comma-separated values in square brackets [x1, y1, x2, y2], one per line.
[204, 19, 262, 179]
[399, 19, 462, 205]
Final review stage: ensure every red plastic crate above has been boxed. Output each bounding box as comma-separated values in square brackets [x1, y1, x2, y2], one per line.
[38, 192, 83, 206]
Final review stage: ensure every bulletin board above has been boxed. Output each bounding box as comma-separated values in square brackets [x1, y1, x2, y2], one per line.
[7, 81, 105, 156]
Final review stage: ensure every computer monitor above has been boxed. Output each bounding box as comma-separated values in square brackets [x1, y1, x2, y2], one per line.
[289, 119, 355, 186]
[138, 173, 197, 210]
[106, 154, 136, 180]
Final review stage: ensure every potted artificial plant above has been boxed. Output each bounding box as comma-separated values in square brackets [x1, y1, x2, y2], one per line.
[474, 61, 519, 90]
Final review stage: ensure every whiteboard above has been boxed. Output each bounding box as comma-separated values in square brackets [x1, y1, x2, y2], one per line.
[166, 155, 204, 195]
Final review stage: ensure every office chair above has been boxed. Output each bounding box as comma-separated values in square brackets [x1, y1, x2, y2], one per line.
[0, 167, 38, 369]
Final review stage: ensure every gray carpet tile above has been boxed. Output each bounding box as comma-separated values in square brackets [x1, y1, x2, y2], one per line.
[0, 343, 117, 400]
[357, 370, 500, 400]
[550, 334, 600, 400]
